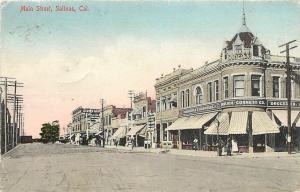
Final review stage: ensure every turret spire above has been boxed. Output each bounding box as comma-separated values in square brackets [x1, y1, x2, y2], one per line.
[242, 0, 246, 25]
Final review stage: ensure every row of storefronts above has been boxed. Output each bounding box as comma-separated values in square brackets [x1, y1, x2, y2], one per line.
[66, 10, 300, 153]
[66, 92, 157, 148]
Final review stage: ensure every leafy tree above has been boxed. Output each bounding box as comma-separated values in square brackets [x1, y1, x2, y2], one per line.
[39, 120, 60, 143]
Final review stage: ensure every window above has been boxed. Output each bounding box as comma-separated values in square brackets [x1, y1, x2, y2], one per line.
[109, 115, 112, 125]
[251, 75, 261, 96]
[181, 91, 185, 108]
[163, 123, 167, 141]
[208, 82, 213, 102]
[156, 101, 160, 112]
[143, 106, 146, 117]
[223, 77, 229, 98]
[186, 89, 190, 107]
[214, 80, 219, 101]
[272, 76, 280, 98]
[195, 87, 203, 105]
[253, 45, 259, 56]
[233, 75, 245, 97]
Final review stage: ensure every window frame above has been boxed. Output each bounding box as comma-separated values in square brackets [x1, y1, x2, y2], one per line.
[233, 75, 245, 97]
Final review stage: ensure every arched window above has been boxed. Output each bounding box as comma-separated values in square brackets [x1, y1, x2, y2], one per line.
[181, 91, 185, 108]
[186, 89, 190, 107]
[196, 87, 203, 105]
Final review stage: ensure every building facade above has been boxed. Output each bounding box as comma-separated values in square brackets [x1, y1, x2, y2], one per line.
[101, 105, 131, 145]
[155, 12, 300, 152]
[69, 106, 101, 144]
[126, 92, 156, 147]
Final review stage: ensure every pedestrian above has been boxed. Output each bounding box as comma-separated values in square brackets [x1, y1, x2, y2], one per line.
[227, 137, 232, 156]
[193, 138, 198, 151]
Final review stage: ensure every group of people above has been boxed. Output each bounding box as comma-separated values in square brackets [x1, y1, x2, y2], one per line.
[192, 137, 235, 156]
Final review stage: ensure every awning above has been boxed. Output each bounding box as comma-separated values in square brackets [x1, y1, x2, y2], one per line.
[228, 111, 248, 134]
[166, 113, 217, 131]
[89, 122, 100, 133]
[126, 124, 146, 136]
[272, 110, 300, 127]
[252, 112, 279, 135]
[70, 134, 75, 139]
[95, 130, 103, 136]
[138, 126, 148, 137]
[110, 126, 127, 140]
[204, 113, 229, 135]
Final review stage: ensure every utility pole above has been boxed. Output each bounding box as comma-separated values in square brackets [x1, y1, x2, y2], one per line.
[101, 99, 105, 147]
[279, 40, 298, 155]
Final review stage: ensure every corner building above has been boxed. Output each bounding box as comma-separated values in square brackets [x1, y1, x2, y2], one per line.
[155, 13, 300, 152]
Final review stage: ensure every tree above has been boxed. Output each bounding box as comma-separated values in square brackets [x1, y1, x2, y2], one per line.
[39, 120, 60, 143]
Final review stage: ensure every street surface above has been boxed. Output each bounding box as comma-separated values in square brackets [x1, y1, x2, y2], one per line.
[1, 143, 300, 192]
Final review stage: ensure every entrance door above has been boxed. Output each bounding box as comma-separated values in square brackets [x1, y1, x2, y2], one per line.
[156, 124, 160, 145]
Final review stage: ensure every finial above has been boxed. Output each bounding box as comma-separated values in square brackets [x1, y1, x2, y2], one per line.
[242, 0, 246, 25]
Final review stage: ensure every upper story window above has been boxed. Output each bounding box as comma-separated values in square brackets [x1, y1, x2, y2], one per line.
[223, 77, 229, 98]
[181, 91, 185, 108]
[251, 75, 261, 97]
[208, 82, 213, 102]
[195, 87, 203, 105]
[185, 89, 190, 107]
[273, 76, 280, 98]
[253, 45, 259, 56]
[233, 75, 245, 97]
[156, 100, 160, 112]
[214, 80, 219, 101]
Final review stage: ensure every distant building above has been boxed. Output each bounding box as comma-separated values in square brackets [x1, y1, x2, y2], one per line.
[126, 92, 156, 147]
[69, 106, 101, 144]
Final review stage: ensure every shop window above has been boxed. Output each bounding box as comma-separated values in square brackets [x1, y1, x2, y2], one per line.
[251, 75, 261, 96]
[195, 87, 203, 105]
[253, 45, 259, 56]
[223, 76, 229, 98]
[181, 91, 185, 108]
[208, 82, 213, 102]
[214, 80, 219, 101]
[272, 76, 280, 98]
[186, 89, 190, 107]
[233, 75, 245, 97]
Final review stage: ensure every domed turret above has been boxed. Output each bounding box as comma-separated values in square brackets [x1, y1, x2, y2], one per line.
[221, 5, 269, 62]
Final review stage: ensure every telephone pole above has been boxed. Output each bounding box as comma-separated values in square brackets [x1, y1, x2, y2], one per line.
[279, 40, 298, 155]
[101, 99, 105, 147]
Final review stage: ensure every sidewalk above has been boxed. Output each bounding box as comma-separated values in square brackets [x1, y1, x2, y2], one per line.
[105, 145, 300, 158]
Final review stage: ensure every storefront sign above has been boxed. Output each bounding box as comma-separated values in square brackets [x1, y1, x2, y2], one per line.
[180, 103, 221, 115]
[268, 100, 300, 107]
[221, 99, 266, 108]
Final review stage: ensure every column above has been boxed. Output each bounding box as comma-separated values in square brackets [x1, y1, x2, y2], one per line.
[178, 130, 182, 150]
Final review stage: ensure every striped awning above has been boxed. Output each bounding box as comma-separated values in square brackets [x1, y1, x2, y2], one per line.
[126, 124, 146, 136]
[110, 126, 127, 140]
[204, 113, 229, 135]
[272, 110, 300, 127]
[166, 113, 217, 131]
[252, 112, 279, 135]
[228, 111, 248, 134]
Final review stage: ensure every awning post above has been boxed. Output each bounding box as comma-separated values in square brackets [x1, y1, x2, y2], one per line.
[248, 111, 254, 153]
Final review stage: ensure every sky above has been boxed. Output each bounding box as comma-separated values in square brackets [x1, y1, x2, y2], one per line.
[0, 0, 300, 138]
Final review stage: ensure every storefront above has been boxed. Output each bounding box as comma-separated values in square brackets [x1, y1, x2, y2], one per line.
[154, 10, 300, 152]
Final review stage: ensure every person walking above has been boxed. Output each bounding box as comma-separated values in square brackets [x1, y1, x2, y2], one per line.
[193, 138, 199, 151]
[227, 137, 232, 156]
